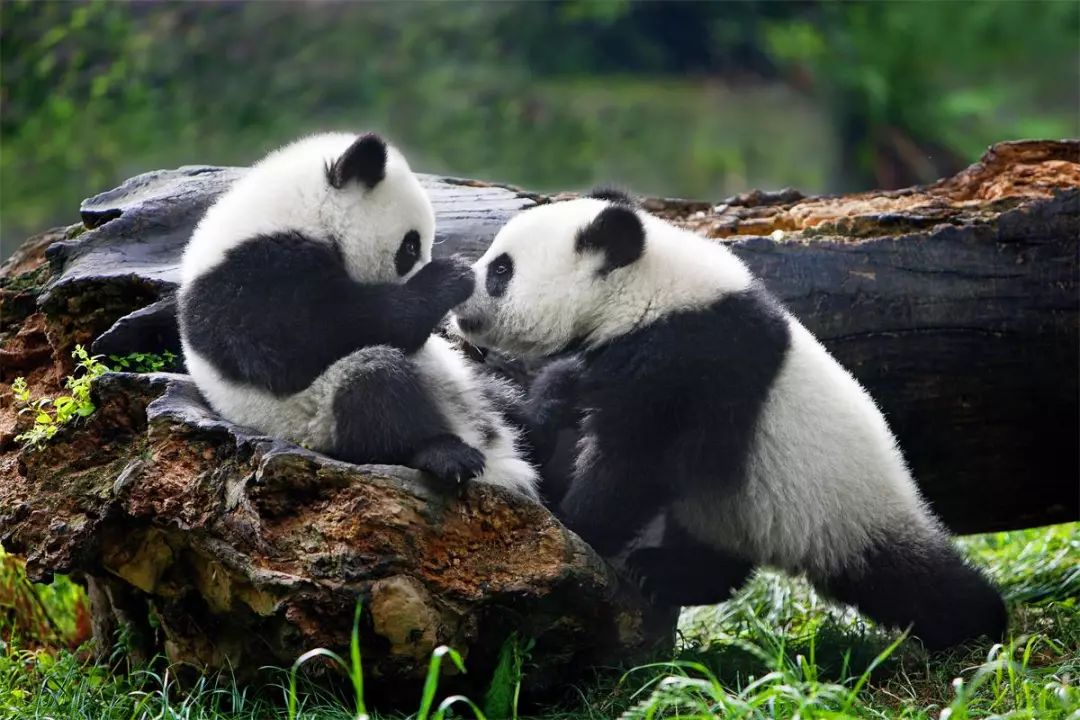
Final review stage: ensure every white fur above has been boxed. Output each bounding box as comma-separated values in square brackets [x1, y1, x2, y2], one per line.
[179, 133, 537, 498]
[408, 337, 539, 497]
[457, 198, 937, 569]
[672, 320, 938, 579]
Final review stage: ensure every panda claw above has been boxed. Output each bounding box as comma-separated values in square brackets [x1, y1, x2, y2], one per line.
[411, 436, 486, 491]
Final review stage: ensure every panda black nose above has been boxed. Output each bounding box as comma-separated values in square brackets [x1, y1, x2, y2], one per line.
[457, 316, 487, 334]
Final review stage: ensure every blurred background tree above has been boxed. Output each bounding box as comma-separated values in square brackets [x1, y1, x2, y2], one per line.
[1, 0, 1077, 257]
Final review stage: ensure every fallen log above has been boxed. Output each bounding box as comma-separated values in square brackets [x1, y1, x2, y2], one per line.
[0, 140, 1076, 699]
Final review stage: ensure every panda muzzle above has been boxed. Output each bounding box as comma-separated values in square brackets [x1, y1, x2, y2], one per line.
[455, 315, 488, 335]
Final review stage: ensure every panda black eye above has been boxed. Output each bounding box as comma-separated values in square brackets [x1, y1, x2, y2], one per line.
[485, 252, 513, 297]
[395, 230, 422, 276]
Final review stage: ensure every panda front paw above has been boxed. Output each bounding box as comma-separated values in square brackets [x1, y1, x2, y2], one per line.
[440, 257, 477, 308]
[410, 258, 475, 311]
[411, 435, 486, 488]
[529, 355, 586, 427]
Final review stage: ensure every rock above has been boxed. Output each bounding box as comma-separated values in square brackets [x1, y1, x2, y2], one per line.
[91, 297, 183, 364]
[0, 371, 674, 701]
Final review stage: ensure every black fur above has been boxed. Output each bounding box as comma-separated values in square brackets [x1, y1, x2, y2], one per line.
[180, 231, 473, 396]
[395, 230, 422, 276]
[556, 285, 791, 556]
[624, 519, 754, 607]
[486, 253, 514, 298]
[499, 355, 584, 473]
[459, 347, 580, 503]
[820, 534, 1007, 650]
[532, 428, 578, 509]
[326, 133, 387, 189]
[575, 204, 645, 276]
[478, 421, 498, 445]
[409, 435, 486, 486]
[588, 186, 636, 205]
[330, 347, 485, 486]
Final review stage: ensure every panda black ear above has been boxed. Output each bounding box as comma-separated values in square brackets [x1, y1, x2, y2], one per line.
[575, 204, 645, 275]
[588, 185, 636, 206]
[327, 133, 387, 189]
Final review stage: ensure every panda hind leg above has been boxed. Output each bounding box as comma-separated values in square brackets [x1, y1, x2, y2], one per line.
[624, 519, 755, 607]
[328, 347, 484, 487]
[817, 531, 1007, 651]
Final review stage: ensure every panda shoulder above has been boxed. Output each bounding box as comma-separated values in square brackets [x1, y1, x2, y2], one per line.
[180, 140, 338, 286]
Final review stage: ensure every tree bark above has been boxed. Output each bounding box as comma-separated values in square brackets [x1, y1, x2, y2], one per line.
[0, 140, 1076, 699]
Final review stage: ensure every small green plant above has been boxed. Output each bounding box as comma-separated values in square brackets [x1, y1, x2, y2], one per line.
[108, 350, 178, 374]
[285, 603, 486, 720]
[12, 344, 109, 450]
[287, 603, 369, 720]
[483, 632, 533, 720]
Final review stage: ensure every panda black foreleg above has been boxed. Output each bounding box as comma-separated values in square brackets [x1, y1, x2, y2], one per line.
[816, 533, 1007, 651]
[386, 257, 477, 354]
[330, 347, 485, 488]
[623, 519, 755, 607]
[182, 237, 475, 395]
[471, 356, 584, 509]
[557, 437, 667, 557]
[499, 354, 586, 470]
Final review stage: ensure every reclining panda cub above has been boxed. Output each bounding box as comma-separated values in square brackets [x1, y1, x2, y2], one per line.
[178, 132, 539, 498]
[453, 190, 1007, 650]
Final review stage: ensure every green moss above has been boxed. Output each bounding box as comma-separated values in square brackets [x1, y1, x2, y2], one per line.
[64, 223, 88, 239]
[0, 264, 51, 292]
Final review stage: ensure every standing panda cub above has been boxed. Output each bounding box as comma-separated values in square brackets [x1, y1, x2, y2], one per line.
[453, 190, 1006, 649]
[178, 132, 538, 498]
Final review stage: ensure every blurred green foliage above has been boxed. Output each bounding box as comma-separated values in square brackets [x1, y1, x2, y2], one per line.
[1, 0, 1077, 252]
[764, 1, 1080, 189]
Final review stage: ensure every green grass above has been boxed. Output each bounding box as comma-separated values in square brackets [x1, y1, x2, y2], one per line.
[2, 523, 1077, 719]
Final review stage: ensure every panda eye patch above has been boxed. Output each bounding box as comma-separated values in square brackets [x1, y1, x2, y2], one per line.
[486, 253, 513, 297]
[395, 230, 422, 276]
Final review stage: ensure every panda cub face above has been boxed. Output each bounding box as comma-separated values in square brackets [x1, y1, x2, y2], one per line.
[454, 195, 651, 357]
[456, 191, 757, 358]
[181, 132, 435, 287]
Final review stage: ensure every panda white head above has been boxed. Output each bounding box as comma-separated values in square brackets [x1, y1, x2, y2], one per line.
[454, 190, 753, 358]
[181, 132, 435, 286]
